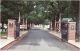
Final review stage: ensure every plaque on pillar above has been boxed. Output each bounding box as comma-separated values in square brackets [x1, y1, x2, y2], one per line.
[68, 22, 76, 41]
[8, 19, 16, 39]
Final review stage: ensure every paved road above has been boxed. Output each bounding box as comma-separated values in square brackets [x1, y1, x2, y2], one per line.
[7, 28, 79, 51]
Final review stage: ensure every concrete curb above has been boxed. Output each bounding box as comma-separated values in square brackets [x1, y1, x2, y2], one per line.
[0, 31, 28, 50]
[48, 31, 80, 50]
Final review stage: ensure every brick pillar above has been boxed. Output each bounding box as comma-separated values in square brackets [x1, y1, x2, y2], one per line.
[68, 22, 76, 41]
[8, 19, 16, 39]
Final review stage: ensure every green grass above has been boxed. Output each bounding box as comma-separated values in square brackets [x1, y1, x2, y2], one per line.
[0, 31, 6, 35]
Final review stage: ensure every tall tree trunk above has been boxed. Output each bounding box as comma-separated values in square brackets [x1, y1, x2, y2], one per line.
[72, 1, 79, 41]
[58, 13, 62, 33]
[23, 18, 24, 25]
[27, 20, 30, 30]
[49, 20, 52, 30]
[55, 15, 59, 32]
[0, 12, 1, 23]
[0, 0, 1, 23]
[2, 22, 4, 32]
[78, 1, 80, 41]
[52, 16, 56, 30]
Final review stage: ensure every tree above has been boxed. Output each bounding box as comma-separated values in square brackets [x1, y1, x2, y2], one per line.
[49, 1, 71, 30]
[71, 1, 79, 41]
[1, 0, 26, 31]
[0, 1, 1, 23]
[27, 2, 47, 25]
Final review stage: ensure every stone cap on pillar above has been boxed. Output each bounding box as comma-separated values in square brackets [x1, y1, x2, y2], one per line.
[62, 18, 73, 22]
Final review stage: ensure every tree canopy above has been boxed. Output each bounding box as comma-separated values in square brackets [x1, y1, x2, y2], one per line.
[1, 0, 77, 24]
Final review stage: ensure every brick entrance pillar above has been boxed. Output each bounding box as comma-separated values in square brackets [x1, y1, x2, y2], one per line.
[8, 19, 16, 39]
[68, 22, 76, 41]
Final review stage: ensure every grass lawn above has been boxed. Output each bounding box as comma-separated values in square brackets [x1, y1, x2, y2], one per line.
[0, 31, 6, 35]
[0, 31, 7, 39]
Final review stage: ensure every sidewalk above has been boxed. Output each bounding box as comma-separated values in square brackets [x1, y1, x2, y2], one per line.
[0, 30, 28, 49]
[48, 30, 80, 49]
